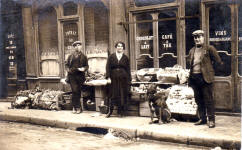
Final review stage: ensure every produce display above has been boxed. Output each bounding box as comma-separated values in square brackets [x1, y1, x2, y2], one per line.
[85, 49, 108, 86]
[156, 65, 189, 84]
[131, 84, 147, 94]
[136, 68, 162, 82]
[133, 65, 190, 84]
[85, 72, 108, 86]
[131, 65, 196, 116]
[11, 88, 65, 110]
[166, 85, 197, 115]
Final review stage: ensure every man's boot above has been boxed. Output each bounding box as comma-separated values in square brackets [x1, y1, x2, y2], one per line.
[208, 118, 215, 128]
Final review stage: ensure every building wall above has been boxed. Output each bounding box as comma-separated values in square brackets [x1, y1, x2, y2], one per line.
[0, 0, 26, 97]
[1, 0, 240, 113]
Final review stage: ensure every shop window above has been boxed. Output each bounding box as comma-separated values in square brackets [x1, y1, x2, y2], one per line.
[63, 21, 78, 60]
[158, 10, 177, 68]
[238, 4, 242, 76]
[136, 13, 154, 70]
[84, 1, 109, 53]
[185, 0, 200, 68]
[63, 2, 77, 16]
[209, 4, 231, 76]
[134, 0, 175, 7]
[185, 0, 200, 16]
[38, 7, 59, 76]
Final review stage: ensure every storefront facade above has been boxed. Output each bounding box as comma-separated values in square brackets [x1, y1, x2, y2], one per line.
[128, 0, 241, 113]
[0, 0, 241, 113]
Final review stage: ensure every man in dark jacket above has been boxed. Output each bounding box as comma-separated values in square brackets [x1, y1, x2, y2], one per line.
[65, 41, 88, 114]
[187, 30, 223, 128]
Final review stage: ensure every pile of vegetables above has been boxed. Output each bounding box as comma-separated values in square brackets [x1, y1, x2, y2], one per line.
[166, 85, 197, 115]
[11, 88, 65, 110]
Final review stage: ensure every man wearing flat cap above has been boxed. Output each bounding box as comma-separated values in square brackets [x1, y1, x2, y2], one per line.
[65, 41, 88, 114]
[187, 30, 223, 128]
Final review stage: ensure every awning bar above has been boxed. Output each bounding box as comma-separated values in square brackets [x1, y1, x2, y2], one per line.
[119, 15, 199, 25]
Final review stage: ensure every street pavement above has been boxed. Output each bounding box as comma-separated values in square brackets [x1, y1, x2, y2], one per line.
[0, 102, 240, 149]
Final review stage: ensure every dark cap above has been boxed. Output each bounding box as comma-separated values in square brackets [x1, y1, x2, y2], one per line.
[72, 41, 82, 47]
[192, 30, 204, 36]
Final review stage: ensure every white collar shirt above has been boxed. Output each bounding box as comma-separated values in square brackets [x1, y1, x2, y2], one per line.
[116, 52, 123, 61]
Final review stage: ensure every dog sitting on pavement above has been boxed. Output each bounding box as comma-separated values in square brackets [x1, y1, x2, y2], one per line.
[146, 84, 171, 124]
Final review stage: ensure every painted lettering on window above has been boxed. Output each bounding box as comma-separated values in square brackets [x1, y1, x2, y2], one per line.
[210, 30, 231, 42]
[140, 41, 150, 50]
[215, 30, 227, 36]
[161, 33, 173, 49]
[7, 33, 15, 39]
[65, 30, 77, 36]
[136, 36, 153, 41]
[161, 34, 173, 40]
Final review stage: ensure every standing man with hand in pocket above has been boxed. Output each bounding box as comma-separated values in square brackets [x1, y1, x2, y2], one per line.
[65, 41, 88, 114]
[187, 30, 223, 128]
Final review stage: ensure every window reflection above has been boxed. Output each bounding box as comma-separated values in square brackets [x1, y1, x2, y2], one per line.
[38, 7, 59, 76]
[158, 10, 177, 68]
[185, 0, 200, 69]
[185, 0, 199, 16]
[209, 4, 231, 76]
[63, 2, 77, 16]
[136, 13, 154, 70]
[63, 22, 78, 60]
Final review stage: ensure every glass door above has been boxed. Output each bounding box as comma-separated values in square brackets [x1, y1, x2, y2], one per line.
[63, 21, 79, 61]
[206, 3, 234, 111]
[135, 13, 154, 70]
[237, 3, 242, 112]
[158, 10, 177, 68]
[133, 8, 179, 70]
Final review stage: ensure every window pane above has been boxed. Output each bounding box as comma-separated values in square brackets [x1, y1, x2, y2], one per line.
[185, 0, 200, 16]
[209, 4, 231, 76]
[185, 18, 200, 55]
[158, 11, 177, 68]
[185, 0, 200, 69]
[38, 7, 59, 76]
[63, 2, 77, 16]
[63, 21, 78, 60]
[136, 13, 154, 70]
[239, 4, 242, 76]
[84, 2, 109, 53]
[135, 0, 175, 7]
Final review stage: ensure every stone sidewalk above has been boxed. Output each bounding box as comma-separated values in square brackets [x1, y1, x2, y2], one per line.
[0, 102, 240, 149]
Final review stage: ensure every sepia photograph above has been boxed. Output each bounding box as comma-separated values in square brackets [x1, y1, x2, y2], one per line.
[0, 0, 241, 149]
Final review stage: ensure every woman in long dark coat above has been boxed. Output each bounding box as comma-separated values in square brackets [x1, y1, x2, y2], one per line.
[106, 41, 131, 117]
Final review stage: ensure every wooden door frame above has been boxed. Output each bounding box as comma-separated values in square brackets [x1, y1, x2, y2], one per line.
[201, 0, 240, 112]
[128, 0, 185, 70]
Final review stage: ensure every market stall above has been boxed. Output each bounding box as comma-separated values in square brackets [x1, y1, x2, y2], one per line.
[84, 50, 109, 111]
[130, 65, 197, 117]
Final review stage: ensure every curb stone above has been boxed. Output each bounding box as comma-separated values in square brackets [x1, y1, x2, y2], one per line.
[0, 113, 240, 149]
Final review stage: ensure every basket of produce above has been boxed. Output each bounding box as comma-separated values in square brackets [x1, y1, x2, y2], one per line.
[166, 85, 197, 115]
[156, 66, 180, 84]
[136, 68, 161, 82]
